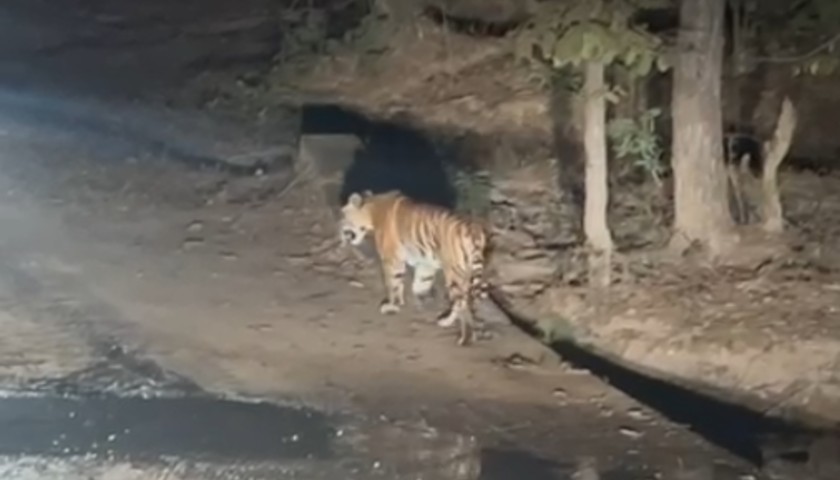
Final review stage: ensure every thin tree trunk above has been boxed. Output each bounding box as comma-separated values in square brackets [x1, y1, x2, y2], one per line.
[582, 61, 613, 288]
[752, 67, 790, 140]
[761, 97, 796, 233]
[670, 0, 737, 256]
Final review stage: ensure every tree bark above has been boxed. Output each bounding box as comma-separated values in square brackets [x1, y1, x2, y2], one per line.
[582, 61, 613, 288]
[670, 0, 737, 256]
[761, 97, 796, 233]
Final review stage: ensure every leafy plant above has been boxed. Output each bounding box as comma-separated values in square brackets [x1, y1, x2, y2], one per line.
[274, 0, 396, 66]
[607, 108, 666, 185]
[514, 0, 670, 80]
[276, 7, 329, 61]
[738, 0, 840, 77]
[339, 10, 396, 54]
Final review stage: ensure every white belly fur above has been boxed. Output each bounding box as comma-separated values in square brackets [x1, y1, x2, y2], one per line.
[399, 244, 441, 271]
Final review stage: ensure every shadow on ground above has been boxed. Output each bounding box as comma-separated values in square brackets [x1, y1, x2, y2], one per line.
[302, 104, 457, 208]
[479, 449, 569, 480]
[492, 294, 832, 473]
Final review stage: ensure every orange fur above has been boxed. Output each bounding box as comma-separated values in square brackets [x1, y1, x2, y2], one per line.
[340, 190, 488, 346]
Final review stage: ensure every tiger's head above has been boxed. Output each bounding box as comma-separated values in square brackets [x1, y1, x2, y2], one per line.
[339, 191, 374, 247]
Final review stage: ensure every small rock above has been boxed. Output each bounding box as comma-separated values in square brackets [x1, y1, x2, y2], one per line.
[618, 426, 643, 439]
[182, 237, 204, 251]
[571, 457, 600, 480]
[598, 407, 614, 418]
[494, 353, 538, 369]
[515, 248, 549, 260]
[552, 387, 568, 398]
[626, 407, 649, 420]
[220, 251, 238, 260]
[187, 221, 204, 233]
[349, 280, 365, 288]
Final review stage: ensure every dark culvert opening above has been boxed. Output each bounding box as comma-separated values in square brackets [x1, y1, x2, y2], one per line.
[302, 104, 457, 208]
[422, 5, 525, 37]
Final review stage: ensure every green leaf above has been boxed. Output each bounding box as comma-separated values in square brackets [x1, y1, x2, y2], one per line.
[655, 54, 670, 72]
[513, 0, 667, 72]
[580, 29, 599, 60]
[553, 26, 585, 65]
[564, 0, 602, 23]
[623, 47, 640, 66]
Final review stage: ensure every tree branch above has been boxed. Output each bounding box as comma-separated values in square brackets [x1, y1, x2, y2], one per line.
[753, 31, 840, 64]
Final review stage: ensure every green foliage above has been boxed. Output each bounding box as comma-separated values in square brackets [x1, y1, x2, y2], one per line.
[607, 108, 666, 185]
[336, 11, 396, 54]
[774, 0, 840, 43]
[741, 0, 840, 77]
[445, 164, 493, 218]
[275, 1, 394, 65]
[277, 8, 329, 61]
[792, 52, 840, 77]
[514, 0, 669, 78]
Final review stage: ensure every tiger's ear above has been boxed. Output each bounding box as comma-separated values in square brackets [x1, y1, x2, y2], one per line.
[348, 192, 364, 208]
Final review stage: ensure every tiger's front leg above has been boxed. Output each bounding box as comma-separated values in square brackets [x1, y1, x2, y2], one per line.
[379, 258, 407, 315]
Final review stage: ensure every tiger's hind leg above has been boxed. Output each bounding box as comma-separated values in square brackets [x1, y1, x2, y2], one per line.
[411, 263, 439, 312]
[436, 267, 476, 346]
[468, 260, 493, 341]
[379, 258, 407, 315]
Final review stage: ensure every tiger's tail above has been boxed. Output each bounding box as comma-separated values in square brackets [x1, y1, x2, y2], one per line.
[465, 222, 489, 301]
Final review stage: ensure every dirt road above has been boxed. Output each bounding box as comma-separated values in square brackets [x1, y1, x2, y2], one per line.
[0, 86, 773, 480]
[0, 0, 780, 478]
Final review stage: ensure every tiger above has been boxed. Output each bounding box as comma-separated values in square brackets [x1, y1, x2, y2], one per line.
[339, 190, 489, 346]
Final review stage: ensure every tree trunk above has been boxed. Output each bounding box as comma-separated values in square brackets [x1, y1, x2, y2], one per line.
[582, 61, 613, 288]
[751, 67, 791, 141]
[761, 97, 796, 233]
[670, 0, 737, 256]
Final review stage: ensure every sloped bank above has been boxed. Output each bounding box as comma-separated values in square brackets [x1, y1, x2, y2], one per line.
[539, 281, 840, 426]
[487, 167, 840, 427]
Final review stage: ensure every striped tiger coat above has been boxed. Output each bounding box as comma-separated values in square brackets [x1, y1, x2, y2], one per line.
[339, 190, 489, 346]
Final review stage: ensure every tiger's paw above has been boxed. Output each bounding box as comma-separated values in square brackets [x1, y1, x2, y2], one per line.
[436, 312, 457, 328]
[456, 329, 475, 347]
[379, 301, 401, 315]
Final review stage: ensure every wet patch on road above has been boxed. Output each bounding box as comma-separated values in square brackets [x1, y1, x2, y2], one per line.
[0, 394, 333, 461]
[24, 343, 204, 398]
